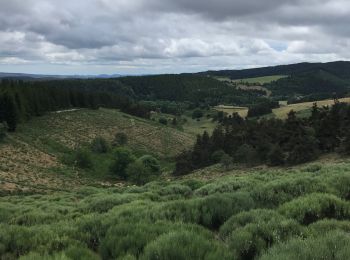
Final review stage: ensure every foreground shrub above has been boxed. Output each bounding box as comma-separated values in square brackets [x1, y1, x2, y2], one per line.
[152, 192, 255, 229]
[20, 246, 100, 260]
[158, 184, 192, 197]
[141, 231, 232, 260]
[307, 219, 350, 236]
[219, 209, 284, 238]
[278, 193, 350, 225]
[259, 231, 350, 260]
[82, 194, 138, 213]
[252, 177, 329, 208]
[99, 222, 210, 259]
[220, 209, 303, 260]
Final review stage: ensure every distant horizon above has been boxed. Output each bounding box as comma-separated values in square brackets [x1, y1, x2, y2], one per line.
[1, 59, 350, 77]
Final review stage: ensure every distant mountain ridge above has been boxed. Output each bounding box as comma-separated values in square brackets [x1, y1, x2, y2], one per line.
[200, 61, 350, 80]
[0, 72, 123, 80]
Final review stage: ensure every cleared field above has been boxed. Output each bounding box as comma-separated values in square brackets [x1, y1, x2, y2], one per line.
[214, 105, 249, 118]
[273, 97, 350, 119]
[0, 108, 194, 194]
[232, 75, 287, 84]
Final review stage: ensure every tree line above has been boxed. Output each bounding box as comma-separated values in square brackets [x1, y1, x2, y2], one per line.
[174, 100, 350, 175]
[0, 79, 150, 132]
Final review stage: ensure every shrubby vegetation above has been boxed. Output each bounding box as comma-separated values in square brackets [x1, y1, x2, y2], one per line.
[1, 161, 350, 259]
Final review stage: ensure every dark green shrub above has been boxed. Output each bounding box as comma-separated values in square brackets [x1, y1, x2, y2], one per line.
[158, 184, 192, 197]
[0, 126, 6, 142]
[141, 231, 233, 260]
[63, 246, 100, 260]
[126, 161, 154, 185]
[138, 155, 161, 173]
[307, 219, 350, 236]
[260, 231, 350, 260]
[211, 150, 226, 163]
[278, 193, 350, 225]
[113, 132, 128, 146]
[219, 209, 283, 238]
[220, 153, 233, 170]
[267, 145, 285, 166]
[75, 149, 93, 169]
[100, 222, 208, 259]
[90, 137, 109, 153]
[153, 193, 255, 229]
[234, 144, 259, 165]
[197, 193, 255, 229]
[126, 155, 161, 185]
[219, 209, 303, 260]
[192, 109, 203, 119]
[9, 212, 59, 226]
[20, 246, 100, 260]
[194, 178, 258, 196]
[252, 177, 329, 208]
[326, 172, 350, 200]
[158, 118, 168, 125]
[73, 214, 105, 251]
[83, 194, 137, 213]
[110, 148, 136, 179]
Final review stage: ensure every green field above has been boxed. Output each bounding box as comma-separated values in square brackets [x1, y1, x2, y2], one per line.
[1, 157, 350, 259]
[273, 97, 350, 119]
[232, 75, 288, 84]
[214, 105, 249, 117]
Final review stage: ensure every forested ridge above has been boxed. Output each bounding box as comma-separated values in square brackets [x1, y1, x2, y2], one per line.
[0, 79, 150, 132]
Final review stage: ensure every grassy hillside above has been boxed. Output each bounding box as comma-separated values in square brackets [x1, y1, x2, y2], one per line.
[232, 75, 287, 84]
[273, 97, 350, 119]
[0, 108, 194, 194]
[1, 157, 350, 259]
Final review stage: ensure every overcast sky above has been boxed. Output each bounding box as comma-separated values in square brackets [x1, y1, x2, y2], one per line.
[0, 0, 349, 75]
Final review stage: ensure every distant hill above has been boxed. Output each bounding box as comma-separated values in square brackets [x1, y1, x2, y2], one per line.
[0, 72, 123, 80]
[200, 61, 350, 80]
[200, 61, 350, 101]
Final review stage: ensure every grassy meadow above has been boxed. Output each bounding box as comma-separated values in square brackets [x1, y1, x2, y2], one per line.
[273, 97, 350, 119]
[214, 105, 249, 117]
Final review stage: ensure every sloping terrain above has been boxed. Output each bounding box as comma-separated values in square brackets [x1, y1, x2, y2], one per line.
[0, 157, 349, 259]
[0, 108, 194, 194]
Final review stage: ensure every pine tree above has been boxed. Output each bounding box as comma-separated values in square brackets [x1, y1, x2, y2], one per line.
[4, 95, 19, 132]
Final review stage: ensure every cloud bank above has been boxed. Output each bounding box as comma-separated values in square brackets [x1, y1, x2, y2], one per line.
[0, 0, 349, 74]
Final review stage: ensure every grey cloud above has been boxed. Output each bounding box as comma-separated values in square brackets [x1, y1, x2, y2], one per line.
[0, 0, 349, 74]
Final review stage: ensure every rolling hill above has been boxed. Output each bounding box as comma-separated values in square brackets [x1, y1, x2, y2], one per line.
[0, 108, 194, 195]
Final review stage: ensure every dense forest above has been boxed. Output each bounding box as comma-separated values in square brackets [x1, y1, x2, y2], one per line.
[0, 79, 150, 131]
[175, 100, 350, 175]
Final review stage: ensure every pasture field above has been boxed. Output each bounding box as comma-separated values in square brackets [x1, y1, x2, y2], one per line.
[273, 97, 350, 119]
[232, 75, 288, 84]
[214, 105, 249, 117]
[1, 157, 350, 259]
